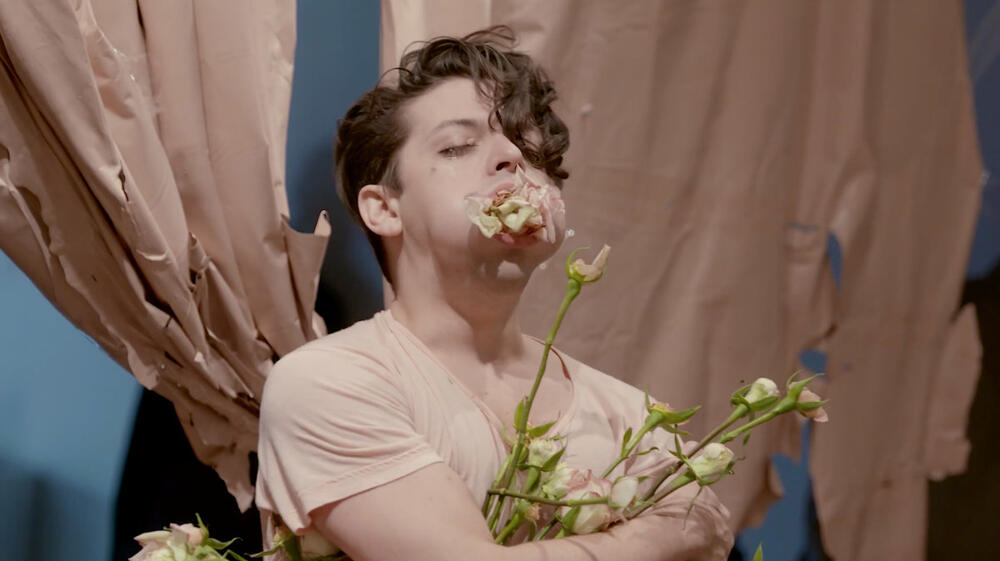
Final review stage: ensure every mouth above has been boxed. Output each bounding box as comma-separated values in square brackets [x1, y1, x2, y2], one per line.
[492, 231, 541, 247]
[487, 181, 516, 198]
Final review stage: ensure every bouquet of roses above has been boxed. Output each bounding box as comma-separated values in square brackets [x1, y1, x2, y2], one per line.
[466, 168, 828, 545]
[129, 168, 825, 561]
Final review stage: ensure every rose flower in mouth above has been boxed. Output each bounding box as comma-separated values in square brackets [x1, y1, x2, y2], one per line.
[465, 166, 565, 244]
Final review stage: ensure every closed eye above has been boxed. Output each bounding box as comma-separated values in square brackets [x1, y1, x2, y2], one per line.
[439, 141, 476, 158]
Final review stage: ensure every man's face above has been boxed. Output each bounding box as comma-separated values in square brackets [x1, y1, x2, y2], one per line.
[391, 77, 565, 285]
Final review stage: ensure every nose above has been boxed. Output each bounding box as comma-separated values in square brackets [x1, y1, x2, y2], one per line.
[488, 132, 525, 174]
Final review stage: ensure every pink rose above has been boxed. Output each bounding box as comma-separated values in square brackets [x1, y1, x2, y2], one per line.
[557, 471, 616, 535]
[130, 523, 203, 561]
[169, 523, 203, 548]
[540, 462, 590, 500]
[465, 166, 565, 242]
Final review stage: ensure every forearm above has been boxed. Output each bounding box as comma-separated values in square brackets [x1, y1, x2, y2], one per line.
[310, 464, 723, 561]
[499, 516, 695, 561]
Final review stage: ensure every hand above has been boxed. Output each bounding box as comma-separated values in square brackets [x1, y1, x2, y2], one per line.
[643, 485, 734, 561]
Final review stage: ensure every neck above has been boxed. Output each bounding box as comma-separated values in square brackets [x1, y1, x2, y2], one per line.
[389, 276, 529, 368]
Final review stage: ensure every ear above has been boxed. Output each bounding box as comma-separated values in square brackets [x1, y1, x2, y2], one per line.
[358, 184, 402, 237]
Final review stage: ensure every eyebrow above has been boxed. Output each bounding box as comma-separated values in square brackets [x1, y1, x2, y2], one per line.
[428, 118, 484, 135]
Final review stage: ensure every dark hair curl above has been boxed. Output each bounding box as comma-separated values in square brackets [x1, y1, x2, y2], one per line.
[333, 26, 570, 282]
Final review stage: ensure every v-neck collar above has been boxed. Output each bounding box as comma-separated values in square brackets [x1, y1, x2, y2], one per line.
[378, 309, 579, 441]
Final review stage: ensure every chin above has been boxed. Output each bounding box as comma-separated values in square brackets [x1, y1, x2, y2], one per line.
[472, 258, 539, 289]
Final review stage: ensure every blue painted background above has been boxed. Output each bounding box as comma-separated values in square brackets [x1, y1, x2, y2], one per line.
[0, 1, 996, 559]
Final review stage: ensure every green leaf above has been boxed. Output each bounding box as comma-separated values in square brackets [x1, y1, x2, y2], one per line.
[730, 383, 751, 406]
[797, 399, 827, 412]
[657, 405, 700, 424]
[621, 427, 633, 455]
[634, 446, 660, 457]
[563, 247, 589, 278]
[514, 399, 527, 430]
[750, 395, 780, 412]
[250, 544, 282, 557]
[752, 542, 764, 561]
[558, 505, 581, 535]
[541, 447, 566, 471]
[527, 420, 556, 438]
[658, 423, 691, 436]
[785, 369, 804, 387]
[196, 513, 210, 542]
[207, 537, 239, 550]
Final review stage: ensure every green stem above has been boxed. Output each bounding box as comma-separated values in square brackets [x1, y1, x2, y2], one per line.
[719, 409, 780, 443]
[601, 415, 659, 478]
[532, 519, 560, 541]
[487, 488, 610, 507]
[487, 279, 582, 533]
[523, 467, 541, 496]
[634, 404, 749, 509]
[523, 279, 581, 432]
[482, 452, 514, 516]
[649, 470, 697, 505]
[495, 513, 524, 544]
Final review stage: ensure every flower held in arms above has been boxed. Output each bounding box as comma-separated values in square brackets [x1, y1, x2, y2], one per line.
[541, 462, 591, 500]
[130, 523, 205, 561]
[527, 437, 565, 469]
[557, 471, 616, 534]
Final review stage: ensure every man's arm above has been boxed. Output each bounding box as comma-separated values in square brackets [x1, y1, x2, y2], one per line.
[312, 462, 732, 561]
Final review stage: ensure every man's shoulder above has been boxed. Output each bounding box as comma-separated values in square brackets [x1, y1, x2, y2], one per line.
[267, 312, 396, 384]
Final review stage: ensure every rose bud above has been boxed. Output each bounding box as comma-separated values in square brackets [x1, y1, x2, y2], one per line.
[796, 388, 829, 422]
[541, 462, 589, 500]
[299, 528, 340, 558]
[609, 475, 640, 511]
[687, 443, 735, 483]
[566, 245, 611, 284]
[744, 377, 780, 411]
[527, 437, 565, 469]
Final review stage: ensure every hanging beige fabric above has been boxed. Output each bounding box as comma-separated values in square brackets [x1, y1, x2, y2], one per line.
[0, 0, 329, 510]
[382, 1, 983, 559]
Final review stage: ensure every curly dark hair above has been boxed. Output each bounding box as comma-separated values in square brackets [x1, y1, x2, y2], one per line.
[333, 26, 570, 283]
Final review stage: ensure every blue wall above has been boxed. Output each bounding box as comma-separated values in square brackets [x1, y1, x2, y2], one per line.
[0, 254, 140, 561]
[0, 3, 380, 560]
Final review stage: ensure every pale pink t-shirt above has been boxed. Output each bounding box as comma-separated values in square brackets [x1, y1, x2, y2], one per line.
[255, 310, 679, 535]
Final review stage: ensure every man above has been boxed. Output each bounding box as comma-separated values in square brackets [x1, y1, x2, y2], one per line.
[256, 28, 732, 560]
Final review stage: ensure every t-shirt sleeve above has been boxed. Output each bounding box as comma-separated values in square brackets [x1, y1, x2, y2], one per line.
[255, 345, 443, 532]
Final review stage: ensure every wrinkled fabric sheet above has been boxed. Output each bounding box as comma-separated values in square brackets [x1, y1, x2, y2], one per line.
[381, 1, 983, 559]
[0, 0, 329, 509]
